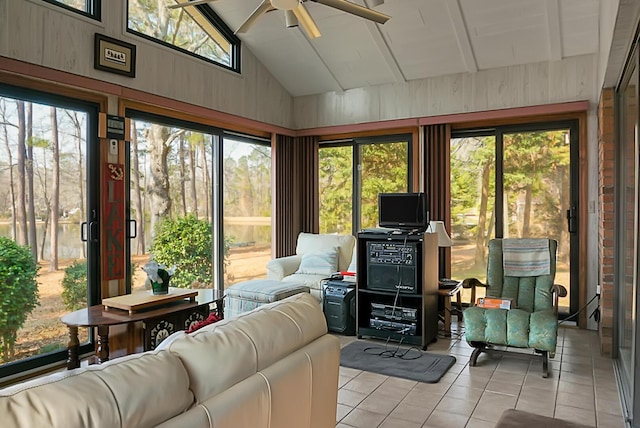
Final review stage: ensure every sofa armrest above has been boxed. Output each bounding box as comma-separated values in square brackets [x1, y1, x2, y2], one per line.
[266, 255, 302, 280]
[552, 283, 568, 316]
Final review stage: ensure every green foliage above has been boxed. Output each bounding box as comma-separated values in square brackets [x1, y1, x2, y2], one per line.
[360, 142, 408, 228]
[62, 261, 137, 311]
[0, 237, 39, 361]
[450, 129, 571, 276]
[450, 136, 495, 240]
[319, 146, 353, 233]
[61, 260, 88, 311]
[151, 215, 228, 288]
[319, 142, 408, 233]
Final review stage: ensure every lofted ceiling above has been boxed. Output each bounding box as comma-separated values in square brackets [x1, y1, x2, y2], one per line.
[203, 0, 601, 97]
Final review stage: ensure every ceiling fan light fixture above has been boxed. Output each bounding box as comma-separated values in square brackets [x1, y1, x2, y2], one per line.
[284, 10, 299, 28]
[272, 0, 299, 10]
[369, 0, 384, 7]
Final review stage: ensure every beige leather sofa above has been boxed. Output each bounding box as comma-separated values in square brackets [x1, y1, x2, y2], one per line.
[266, 232, 356, 301]
[0, 293, 340, 428]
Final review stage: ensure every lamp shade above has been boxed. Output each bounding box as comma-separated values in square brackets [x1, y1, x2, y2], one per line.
[427, 221, 453, 247]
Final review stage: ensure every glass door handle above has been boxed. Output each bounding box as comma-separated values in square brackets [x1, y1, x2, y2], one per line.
[566, 206, 577, 234]
[127, 219, 137, 239]
[80, 221, 100, 242]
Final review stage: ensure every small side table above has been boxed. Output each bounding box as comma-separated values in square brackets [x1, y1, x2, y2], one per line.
[61, 288, 224, 370]
[438, 281, 463, 337]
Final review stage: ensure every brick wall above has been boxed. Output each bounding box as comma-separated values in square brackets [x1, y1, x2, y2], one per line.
[598, 87, 614, 356]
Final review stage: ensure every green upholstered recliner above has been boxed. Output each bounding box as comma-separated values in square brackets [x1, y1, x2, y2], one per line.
[463, 238, 566, 377]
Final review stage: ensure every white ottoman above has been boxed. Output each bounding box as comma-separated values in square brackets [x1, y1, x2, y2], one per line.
[225, 279, 310, 318]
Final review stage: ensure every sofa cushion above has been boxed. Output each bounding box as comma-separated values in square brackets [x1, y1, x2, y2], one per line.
[166, 293, 327, 403]
[295, 247, 339, 276]
[0, 350, 193, 428]
[0, 369, 120, 428]
[90, 350, 195, 427]
[199, 373, 271, 428]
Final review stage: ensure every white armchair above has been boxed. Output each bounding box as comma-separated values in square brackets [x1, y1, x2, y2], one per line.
[266, 233, 356, 301]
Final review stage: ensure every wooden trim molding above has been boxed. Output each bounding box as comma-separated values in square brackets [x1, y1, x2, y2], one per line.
[0, 57, 291, 137]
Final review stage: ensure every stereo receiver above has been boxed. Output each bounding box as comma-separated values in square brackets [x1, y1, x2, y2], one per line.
[369, 319, 417, 335]
[370, 303, 417, 322]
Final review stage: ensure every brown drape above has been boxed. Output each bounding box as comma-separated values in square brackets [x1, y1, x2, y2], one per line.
[273, 134, 319, 257]
[424, 124, 451, 278]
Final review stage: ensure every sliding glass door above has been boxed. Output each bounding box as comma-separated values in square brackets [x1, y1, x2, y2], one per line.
[0, 85, 99, 378]
[450, 121, 578, 316]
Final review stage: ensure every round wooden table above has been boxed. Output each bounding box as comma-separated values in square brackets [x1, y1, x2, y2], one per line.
[61, 288, 224, 369]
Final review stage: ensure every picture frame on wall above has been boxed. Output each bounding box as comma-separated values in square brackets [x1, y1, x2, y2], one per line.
[94, 34, 136, 78]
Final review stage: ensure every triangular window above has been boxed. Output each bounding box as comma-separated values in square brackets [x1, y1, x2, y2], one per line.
[127, 0, 240, 72]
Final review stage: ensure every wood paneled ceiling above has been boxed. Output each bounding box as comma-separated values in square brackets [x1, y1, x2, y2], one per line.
[203, 0, 601, 97]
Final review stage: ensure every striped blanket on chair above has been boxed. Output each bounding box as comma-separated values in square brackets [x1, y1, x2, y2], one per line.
[502, 238, 550, 277]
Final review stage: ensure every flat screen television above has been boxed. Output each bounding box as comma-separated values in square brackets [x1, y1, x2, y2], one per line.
[378, 192, 429, 230]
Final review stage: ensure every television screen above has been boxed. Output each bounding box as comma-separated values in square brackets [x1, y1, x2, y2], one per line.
[378, 192, 429, 230]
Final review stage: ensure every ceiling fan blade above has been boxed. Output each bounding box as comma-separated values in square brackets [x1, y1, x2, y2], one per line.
[235, 0, 273, 34]
[292, 3, 321, 39]
[311, 0, 389, 24]
[167, 0, 218, 10]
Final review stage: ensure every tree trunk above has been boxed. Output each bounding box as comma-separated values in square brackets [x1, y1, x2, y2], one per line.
[1, 108, 17, 241]
[200, 140, 210, 221]
[475, 160, 491, 267]
[66, 111, 86, 258]
[148, 124, 171, 239]
[131, 121, 145, 254]
[190, 142, 198, 218]
[179, 136, 187, 216]
[559, 164, 570, 263]
[15, 101, 28, 246]
[26, 102, 38, 261]
[49, 107, 60, 272]
[522, 184, 533, 237]
[39, 209, 49, 261]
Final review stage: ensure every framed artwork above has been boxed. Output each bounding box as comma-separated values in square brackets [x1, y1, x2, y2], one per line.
[94, 33, 136, 77]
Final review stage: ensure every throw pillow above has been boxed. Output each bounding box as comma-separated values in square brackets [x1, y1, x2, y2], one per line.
[295, 248, 339, 276]
[186, 312, 221, 334]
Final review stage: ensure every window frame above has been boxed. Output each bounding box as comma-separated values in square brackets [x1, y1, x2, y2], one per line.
[126, 1, 241, 73]
[319, 133, 414, 235]
[123, 110, 271, 293]
[124, 108, 224, 292]
[41, 0, 101, 20]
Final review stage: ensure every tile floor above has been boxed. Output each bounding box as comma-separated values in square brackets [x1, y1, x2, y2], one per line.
[335, 324, 626, 428]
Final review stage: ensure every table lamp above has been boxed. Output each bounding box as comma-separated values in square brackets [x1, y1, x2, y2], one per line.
[428, 221, 453, 247]
[427, 220, 453, 281]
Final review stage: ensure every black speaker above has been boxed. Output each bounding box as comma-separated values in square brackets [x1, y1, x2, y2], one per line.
[323, 280, 356, 335]
[366, 264, 418, 293]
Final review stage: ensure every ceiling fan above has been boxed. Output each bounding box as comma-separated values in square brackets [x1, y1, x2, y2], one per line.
[168, 0, 390, 39]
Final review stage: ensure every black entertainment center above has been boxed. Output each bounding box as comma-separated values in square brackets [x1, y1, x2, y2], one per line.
[356, 229, 439, 350]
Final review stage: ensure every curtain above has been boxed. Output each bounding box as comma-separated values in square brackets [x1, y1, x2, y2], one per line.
[424, 124, 451, 278]
[273, 135, 319, 257]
